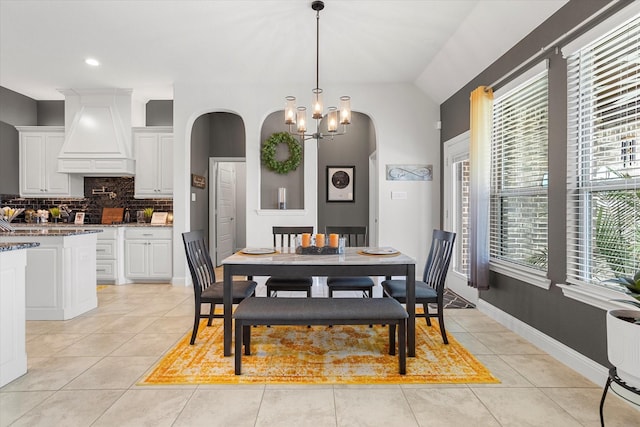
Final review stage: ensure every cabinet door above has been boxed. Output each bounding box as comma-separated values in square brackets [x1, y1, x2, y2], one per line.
[134, 134, 160, 197]
[148, 239, 172, 278]
[43, 134, 69, 195]
[124, 240, 148, 278]
[20, 131, 70, 197]
[158, 134, 173, 195]
[20, 135, 46, 196]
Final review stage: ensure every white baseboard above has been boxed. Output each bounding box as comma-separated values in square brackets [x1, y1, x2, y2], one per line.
[477, 299, 608, 387]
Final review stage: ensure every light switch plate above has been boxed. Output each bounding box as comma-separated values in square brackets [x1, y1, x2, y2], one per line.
[191, 193, 196, 202]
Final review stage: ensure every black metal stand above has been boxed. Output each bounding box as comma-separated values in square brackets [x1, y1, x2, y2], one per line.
[599, 367, 640, 426]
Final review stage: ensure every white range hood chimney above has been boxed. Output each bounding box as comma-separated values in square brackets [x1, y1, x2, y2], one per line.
[58, 88, 135, 175]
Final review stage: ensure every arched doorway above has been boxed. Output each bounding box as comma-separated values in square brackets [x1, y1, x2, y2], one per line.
[190, 112, 246, 265]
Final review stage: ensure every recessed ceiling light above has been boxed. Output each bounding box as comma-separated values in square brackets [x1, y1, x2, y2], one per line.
[85, 58, 100, 67]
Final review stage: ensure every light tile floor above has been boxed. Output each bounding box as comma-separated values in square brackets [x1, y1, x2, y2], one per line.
[1, 281, 639, 427]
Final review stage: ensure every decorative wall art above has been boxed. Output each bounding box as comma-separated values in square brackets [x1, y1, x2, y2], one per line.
[386, 164, 433, 181]
[327, 166, 355, 202]
[191, 174, 206, 189]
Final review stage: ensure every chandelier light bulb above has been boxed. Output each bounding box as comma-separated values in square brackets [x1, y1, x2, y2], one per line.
[285, 96, 297, 125]
[340, 96, 351, 125]
[312, 88, 323, 119]
[327, 107, 338, 132]
[297, 107, 307, 133]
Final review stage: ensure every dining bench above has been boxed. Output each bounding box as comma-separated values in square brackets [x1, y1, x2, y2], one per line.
[233, 297, 408, 375]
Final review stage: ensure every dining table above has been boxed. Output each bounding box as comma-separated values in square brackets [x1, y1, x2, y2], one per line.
[222, 246, 416, 357]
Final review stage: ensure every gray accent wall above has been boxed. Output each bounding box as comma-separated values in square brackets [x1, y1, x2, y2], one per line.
[317, 112, 374, 236]
[190, 114, 211, 238]
[0, 86, 37, 125]
[146, 100, 173, 126]
[37, 101, 64, 125]
[0, 87, 38, 194]
[260, 112, 305, 210]
[0, 122, 19, 194]
[439, 0, 633, 366]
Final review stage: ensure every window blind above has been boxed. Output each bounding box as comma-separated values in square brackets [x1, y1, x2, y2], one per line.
[566, 15, 640, 286]
[490, 72, 549, 269]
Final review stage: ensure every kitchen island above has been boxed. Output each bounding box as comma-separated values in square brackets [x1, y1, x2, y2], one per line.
[0, 242, 39, 386]
[0, 229, 101, 320]
[12, 223, 173, 285]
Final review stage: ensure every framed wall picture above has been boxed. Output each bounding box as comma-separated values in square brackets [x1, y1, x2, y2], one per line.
[386, 164, 433, 181]
[74, 212, 85, 225]
[327, 166, 355, 202]
[191, 174, 206, 189]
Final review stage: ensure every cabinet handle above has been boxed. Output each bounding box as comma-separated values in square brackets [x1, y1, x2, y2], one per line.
[97, 249, 106, 252]
[143, 234, 153, 236]
[97, 268, 106, 272]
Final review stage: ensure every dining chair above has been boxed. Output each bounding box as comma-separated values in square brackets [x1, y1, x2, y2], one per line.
[265, 226, 314, 297]
[182, 230, 257, 345]
[325, 225, 374, 298]
[382, 229, 456, 344]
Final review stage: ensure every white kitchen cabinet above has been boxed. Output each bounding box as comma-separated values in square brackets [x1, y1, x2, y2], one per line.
[16, 126, 83, 198]
[124, 227, 172, 280]
[133, 127, 173, 198]
[96, 227, 127, 284]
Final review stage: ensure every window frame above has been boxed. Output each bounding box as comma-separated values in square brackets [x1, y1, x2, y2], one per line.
[562, 12, 640, 308]
[488, 65, 551, 288]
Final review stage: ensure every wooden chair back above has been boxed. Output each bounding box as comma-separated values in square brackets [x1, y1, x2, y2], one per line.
[272, 226, 314, 248]
[182, 230, 215, 298]
[422, 229, 456, 293]
[325, 225, 368, 247]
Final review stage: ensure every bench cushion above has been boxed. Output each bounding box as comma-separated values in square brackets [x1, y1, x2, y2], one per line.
[233, 297, 407, 322]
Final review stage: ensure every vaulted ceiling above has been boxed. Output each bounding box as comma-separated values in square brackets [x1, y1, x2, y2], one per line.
[0, 0, 568, 104]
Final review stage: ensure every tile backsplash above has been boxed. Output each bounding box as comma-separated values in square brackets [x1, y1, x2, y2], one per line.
[0, 177, 173, 224]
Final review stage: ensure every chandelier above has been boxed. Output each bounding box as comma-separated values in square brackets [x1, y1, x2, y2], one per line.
[284, 1, 351, 141]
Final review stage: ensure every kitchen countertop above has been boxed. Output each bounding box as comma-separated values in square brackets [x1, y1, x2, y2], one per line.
[10, 223, 173, 228]
[0, 229, 103, 237]
[0, 242, 40, 252]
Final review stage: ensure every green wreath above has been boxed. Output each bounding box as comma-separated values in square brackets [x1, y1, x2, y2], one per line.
[261, 132, 302, 174]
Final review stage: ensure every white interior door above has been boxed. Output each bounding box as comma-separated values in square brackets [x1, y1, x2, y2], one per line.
[443, 131, 478, 304]
[216, 163, 236, 265]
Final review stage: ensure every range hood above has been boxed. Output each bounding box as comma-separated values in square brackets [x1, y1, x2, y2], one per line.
[58, 88, 135, 175]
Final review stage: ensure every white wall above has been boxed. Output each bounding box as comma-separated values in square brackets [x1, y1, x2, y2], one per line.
[171, 82, 441, 284]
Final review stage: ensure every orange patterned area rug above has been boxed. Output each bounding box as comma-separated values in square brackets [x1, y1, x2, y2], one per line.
[141, 319, 499, 385]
